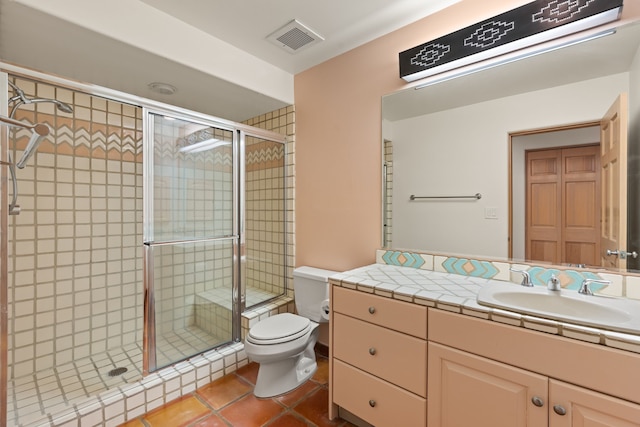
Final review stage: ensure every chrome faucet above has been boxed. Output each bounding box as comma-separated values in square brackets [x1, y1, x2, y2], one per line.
[547, 275, 561, 291]
[510, 268, 533, 287]
[578, 279, 611, 295]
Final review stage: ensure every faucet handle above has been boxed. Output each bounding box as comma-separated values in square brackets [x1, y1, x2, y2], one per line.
[510, 268, 533, 287]
[547, 275, 561, 291]
[578, 279, 611, 295]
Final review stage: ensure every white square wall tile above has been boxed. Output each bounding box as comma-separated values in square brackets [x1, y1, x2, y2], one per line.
[625, 275, 640, 300]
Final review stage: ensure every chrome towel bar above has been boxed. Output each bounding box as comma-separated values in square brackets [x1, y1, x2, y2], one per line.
[410, 193, 482, 200]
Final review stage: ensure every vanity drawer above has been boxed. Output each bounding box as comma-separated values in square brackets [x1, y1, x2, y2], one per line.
[334, 359, 426, 427]
[332, 286, 427, 339]
[334, 312, 427, 397]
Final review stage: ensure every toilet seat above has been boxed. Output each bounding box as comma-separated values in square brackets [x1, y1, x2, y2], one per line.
[247, 313, 312, 345]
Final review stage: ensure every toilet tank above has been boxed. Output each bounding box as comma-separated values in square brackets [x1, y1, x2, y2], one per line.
[293, 266, 338, 322]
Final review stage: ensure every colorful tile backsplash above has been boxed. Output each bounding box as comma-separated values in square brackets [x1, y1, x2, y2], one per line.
[376, 249, 640, 299]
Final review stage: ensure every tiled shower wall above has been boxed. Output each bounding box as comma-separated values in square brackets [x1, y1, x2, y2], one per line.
[151, 120, 234, 339]
[7, 76, 144, 379]
[244, 107, 295, 301]
[245, 137, 286, 298]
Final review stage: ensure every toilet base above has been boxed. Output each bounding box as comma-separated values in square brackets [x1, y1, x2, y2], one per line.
[253, 353, 317, 398]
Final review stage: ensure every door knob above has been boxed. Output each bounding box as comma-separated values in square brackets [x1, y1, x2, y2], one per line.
[369, 347, 376, 355]
[606, 249, 638, 259]
[369, 399, 376, 407]
[368, 306, 376, 314]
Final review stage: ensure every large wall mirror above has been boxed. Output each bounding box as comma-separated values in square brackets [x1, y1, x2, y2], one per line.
[382, 20, 640, 271]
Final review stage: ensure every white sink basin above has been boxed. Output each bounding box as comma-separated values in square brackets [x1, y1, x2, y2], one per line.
[477, 283, 640, 335]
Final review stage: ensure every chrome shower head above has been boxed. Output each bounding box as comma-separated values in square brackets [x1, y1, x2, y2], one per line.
[27, 98, 74, 114]
[7, 80, 74, 115]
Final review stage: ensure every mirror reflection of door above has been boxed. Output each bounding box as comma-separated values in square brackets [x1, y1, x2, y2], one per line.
[600, 94, 629, 269]
[521, 93, 629, 268]
[525, 145, 601, 266]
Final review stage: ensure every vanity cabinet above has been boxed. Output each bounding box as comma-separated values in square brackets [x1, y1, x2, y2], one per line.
[429, 343, 640, 426]
[330, 286, 427, 427]
[428, 310, 640, 427]
[329, 285, 640, 427]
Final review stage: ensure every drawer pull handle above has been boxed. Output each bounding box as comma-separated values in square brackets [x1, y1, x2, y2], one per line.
[368, 306, 376, 314]
[369, 399, 376, 408]
[368, 348, 376, 356]
[553, 405, 567, 416]
[531, 396, 544, 407]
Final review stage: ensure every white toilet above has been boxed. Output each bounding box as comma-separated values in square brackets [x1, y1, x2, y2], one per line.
[244, 266, 337, 398]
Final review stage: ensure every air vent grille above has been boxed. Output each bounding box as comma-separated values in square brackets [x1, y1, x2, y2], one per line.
[267, 19, 323, 54]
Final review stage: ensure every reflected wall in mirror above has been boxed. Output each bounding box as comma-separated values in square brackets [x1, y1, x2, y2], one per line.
[382, 20, 640, 271]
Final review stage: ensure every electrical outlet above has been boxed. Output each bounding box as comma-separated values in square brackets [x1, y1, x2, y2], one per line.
[485, 207, 498, 219]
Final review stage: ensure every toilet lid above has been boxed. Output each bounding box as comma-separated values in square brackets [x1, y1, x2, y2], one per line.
[248, 313, 311, 344]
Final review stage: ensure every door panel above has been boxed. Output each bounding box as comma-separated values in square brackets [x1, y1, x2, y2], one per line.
[562, 146, 600, 266]
[526, 146, 600, 266]
[550, 379, 640, 427]
[428, 342, 548, 427]
[527, 150, 561, 263]
[600, 94, 628, 269]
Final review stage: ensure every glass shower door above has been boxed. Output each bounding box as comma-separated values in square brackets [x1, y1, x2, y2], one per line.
[144, 111, 237, 371]
[242, 132, 287, 308]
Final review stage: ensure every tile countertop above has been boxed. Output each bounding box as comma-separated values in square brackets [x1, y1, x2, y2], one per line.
[329, 264, 640, 355]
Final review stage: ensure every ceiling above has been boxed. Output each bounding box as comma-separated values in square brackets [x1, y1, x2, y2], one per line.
[0, 0, 458, 122]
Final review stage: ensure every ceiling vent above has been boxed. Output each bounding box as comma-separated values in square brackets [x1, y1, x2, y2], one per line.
[267, 19, 324, 54]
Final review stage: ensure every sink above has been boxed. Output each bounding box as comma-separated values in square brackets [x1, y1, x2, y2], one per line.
[477, 283, 640, 335]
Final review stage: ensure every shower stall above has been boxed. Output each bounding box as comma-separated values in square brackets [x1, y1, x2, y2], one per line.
[0, 71, 291, 426]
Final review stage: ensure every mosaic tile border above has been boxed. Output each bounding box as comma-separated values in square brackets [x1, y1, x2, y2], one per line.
[375, 249, 634, 295]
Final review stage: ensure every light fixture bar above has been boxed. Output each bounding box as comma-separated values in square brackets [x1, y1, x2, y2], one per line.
[400, 1, 622, 83]
[414, 28, 616, 91]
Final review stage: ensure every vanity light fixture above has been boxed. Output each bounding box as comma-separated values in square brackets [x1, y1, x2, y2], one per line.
[400, 0, 622, 83]
[413, 28, 616, 91]
[179, 138, 231, 154]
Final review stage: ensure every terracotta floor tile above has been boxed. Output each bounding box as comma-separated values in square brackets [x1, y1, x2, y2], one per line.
[275, 380, 320, 408]
[145, 396, 211, 427]
[219, 394, 284, 427]
[265, 412, 310, 426]
[235, 362, 260, 385]
[119, 419, 145, 427]
[189, 413, 229, 427]
[293, 388, 343, 427]
[197, 374, 252, 409]
[312, 357, 329, 385]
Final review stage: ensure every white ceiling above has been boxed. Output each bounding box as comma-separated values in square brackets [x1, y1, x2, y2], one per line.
[0, 0, 458, 122]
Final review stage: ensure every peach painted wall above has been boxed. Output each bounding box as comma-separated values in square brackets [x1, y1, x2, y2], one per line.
[294, 0, 640, 272]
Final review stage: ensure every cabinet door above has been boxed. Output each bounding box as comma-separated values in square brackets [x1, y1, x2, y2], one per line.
[550, 379, 640, 427]
[428, 343, 548, 427]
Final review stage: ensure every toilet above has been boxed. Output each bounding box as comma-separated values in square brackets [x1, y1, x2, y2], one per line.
[244, 266, 337, 398]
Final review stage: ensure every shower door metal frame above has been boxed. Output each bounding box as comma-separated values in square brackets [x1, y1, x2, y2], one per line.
[142, 107, 243, 374]
[0, 71, 10, 427]
[238, 130, 289, 311]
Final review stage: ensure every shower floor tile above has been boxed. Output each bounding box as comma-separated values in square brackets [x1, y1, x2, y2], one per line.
[7, 344, 144, 427]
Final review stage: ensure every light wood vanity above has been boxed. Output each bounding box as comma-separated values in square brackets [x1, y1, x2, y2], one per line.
[329, 279, 640, 427]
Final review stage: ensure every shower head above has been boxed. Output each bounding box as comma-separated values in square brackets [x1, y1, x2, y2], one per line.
[29, 98, 74, 114]
[15, 123, 50, 169]
[7, 80, 74, 116]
